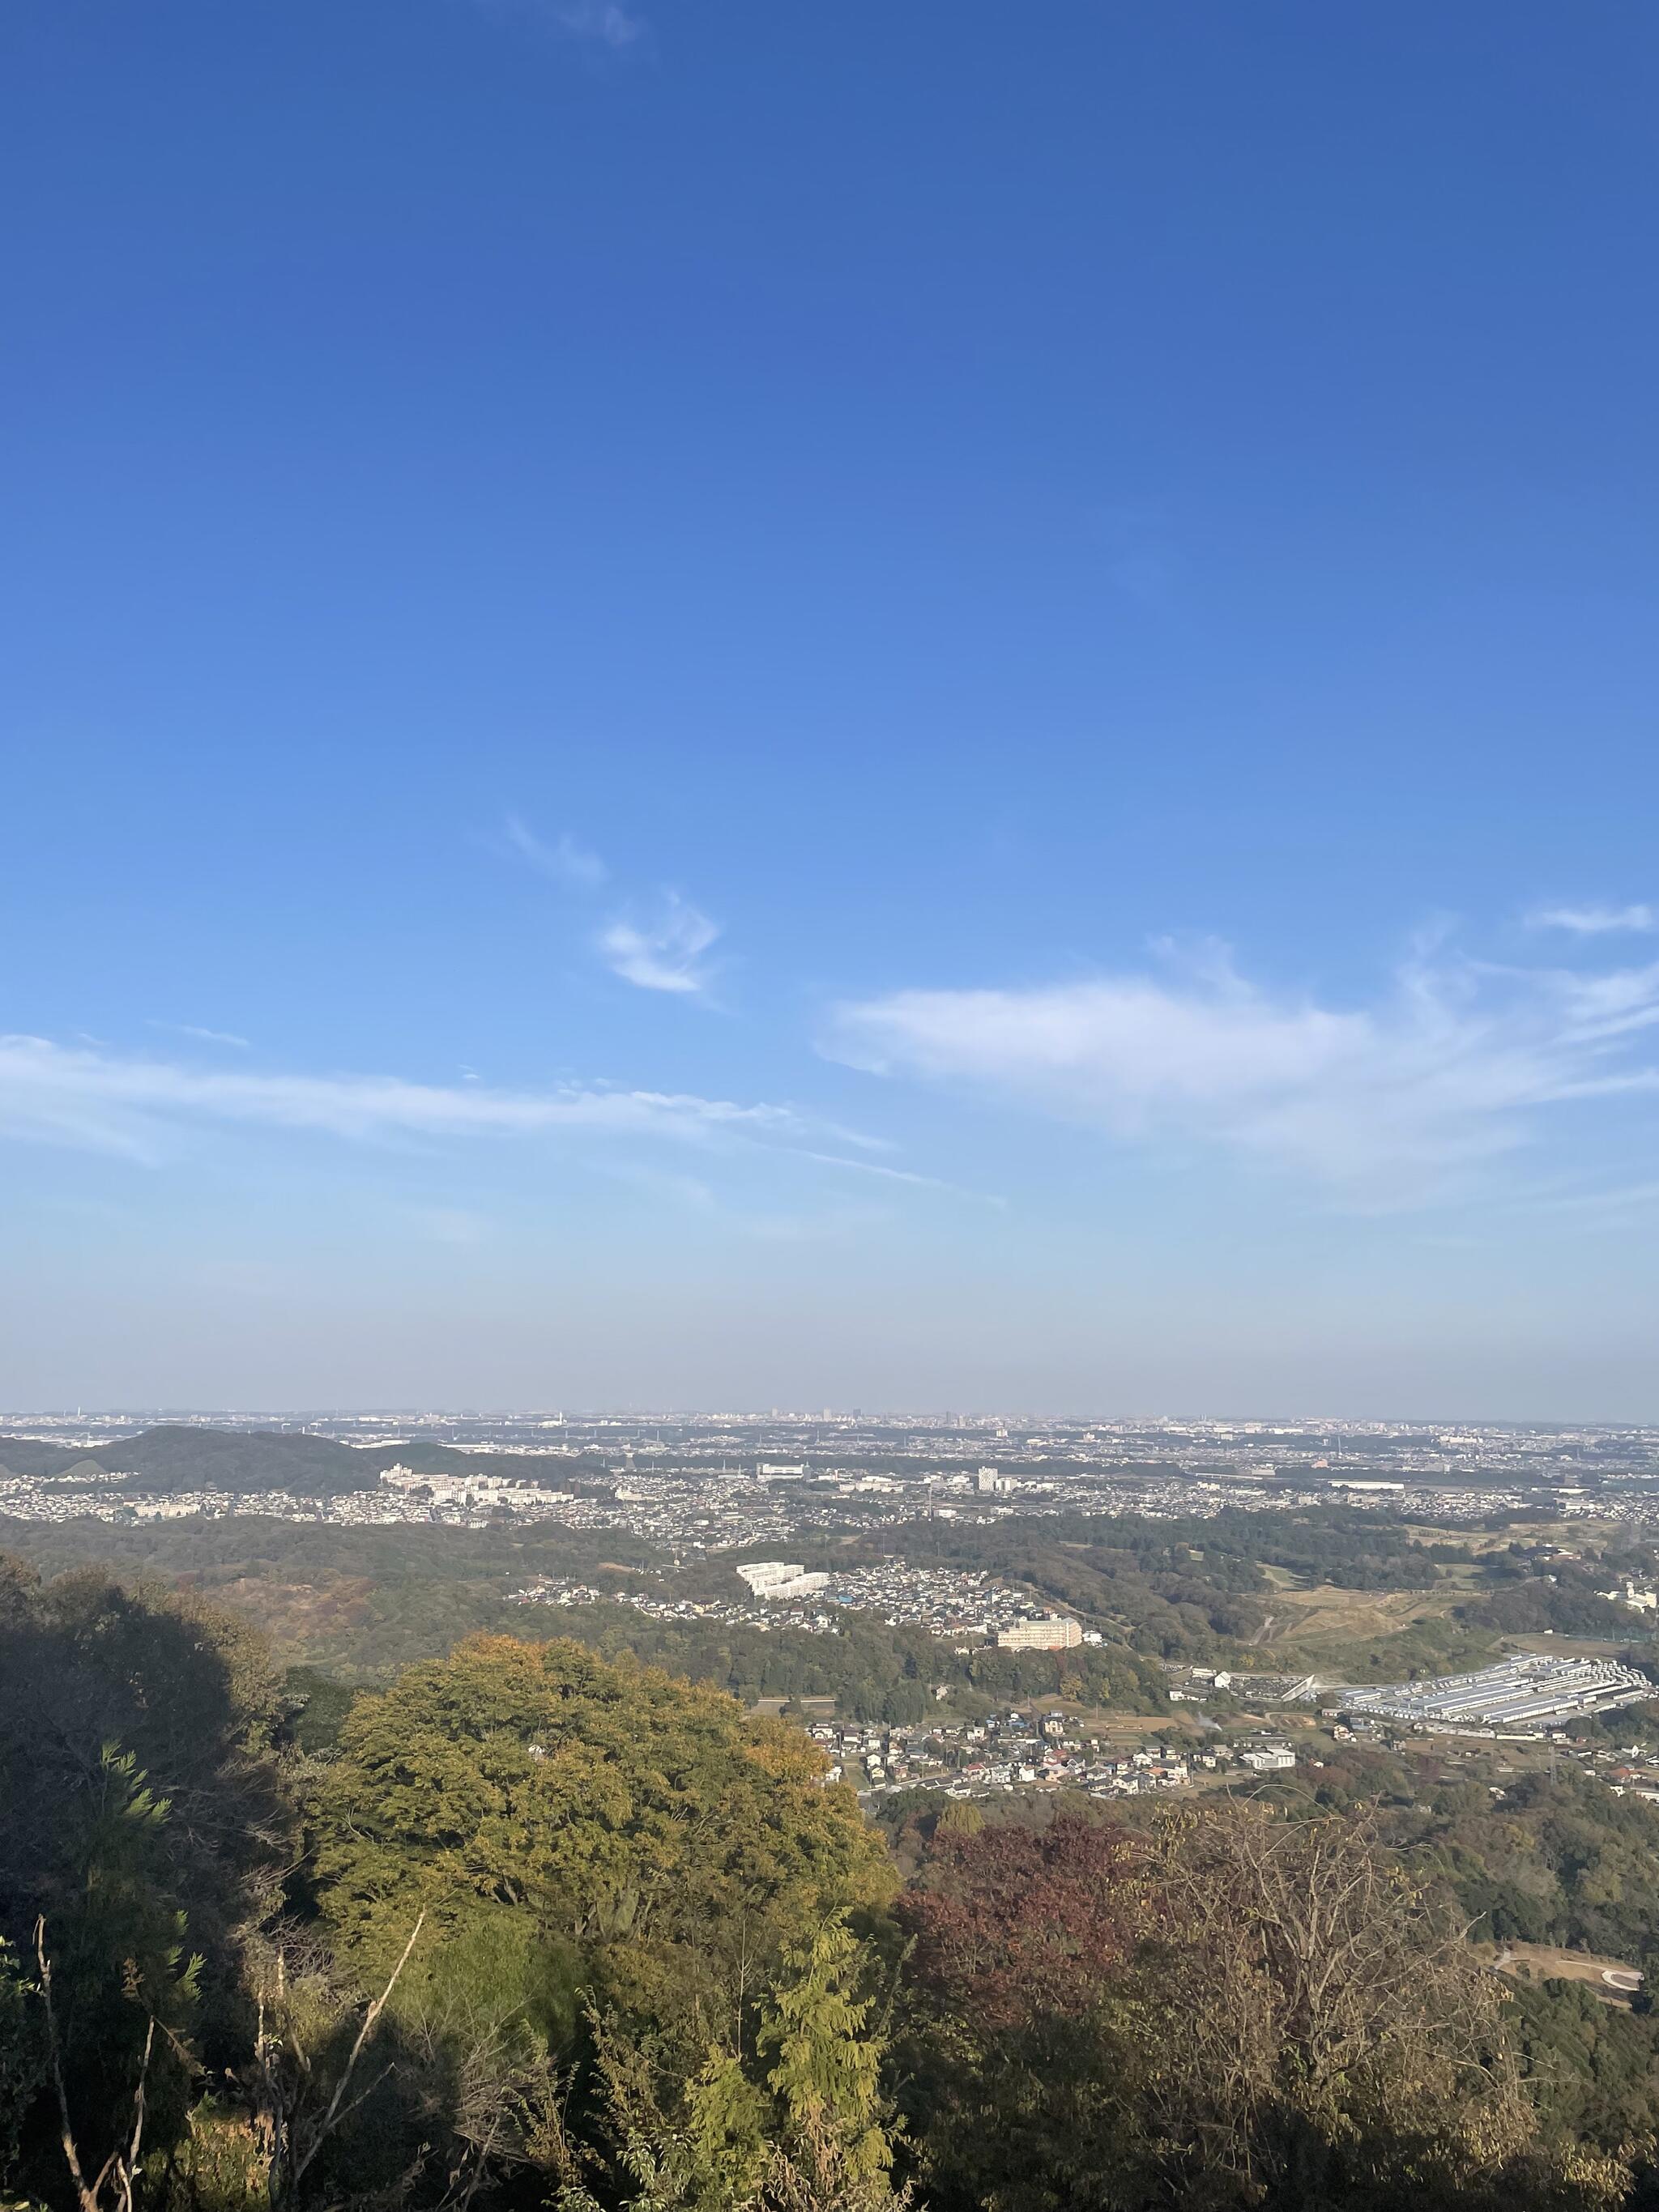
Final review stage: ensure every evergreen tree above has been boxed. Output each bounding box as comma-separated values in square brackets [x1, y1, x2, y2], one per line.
[760, 1917, 901, 2210]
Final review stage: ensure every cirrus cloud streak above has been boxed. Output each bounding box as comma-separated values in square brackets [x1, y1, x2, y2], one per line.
[825, 940, 1659, 1207]
[1529, 902, 1657, 936]
[0, 1034, 830, 1165]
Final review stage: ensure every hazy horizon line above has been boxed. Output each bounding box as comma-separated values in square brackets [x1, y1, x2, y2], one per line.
[5, 1405, 1655, 1430]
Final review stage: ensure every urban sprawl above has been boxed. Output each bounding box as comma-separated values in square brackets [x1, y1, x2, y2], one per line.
[6, 1408, 1659, 1809]
[8, 1408, 1659, 1540]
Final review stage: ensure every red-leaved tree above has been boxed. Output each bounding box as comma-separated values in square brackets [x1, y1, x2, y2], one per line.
[898, 1814, 1147, 2032]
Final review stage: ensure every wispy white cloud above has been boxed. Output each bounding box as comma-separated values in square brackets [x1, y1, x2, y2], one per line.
[793, 1149, 1002, 1204]
[0, 1036, 992, 1224]
[148, 1021, 251, 1050]
[824, 938, 1659, 1208]
[501, 817, 727, 999]
[500, 807, 736, 1011]
[0, 1034, 820, 1163]
[504, 816, 609, 892]
[552, 0, 644, 47]
[1529, 902, 1657, 936]
[599, 893, 721, 996]
[466, 0, 646, 51]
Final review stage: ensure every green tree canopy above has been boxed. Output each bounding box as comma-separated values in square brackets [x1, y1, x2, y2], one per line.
[313, 1636, 895, 2061]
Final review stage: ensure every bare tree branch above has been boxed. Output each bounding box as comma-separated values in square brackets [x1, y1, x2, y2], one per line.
[34, 1918, 159, 2212]
[288, 1912, 424, 2192]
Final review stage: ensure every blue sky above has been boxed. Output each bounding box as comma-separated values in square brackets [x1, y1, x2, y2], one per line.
[3, 1, 1658, 1417]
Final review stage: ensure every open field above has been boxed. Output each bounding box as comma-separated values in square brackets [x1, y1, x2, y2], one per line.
[1019, 1698, 1210, 1747]
[1248, 1580, 1503, 1681]
[1260, 1582, 1460, 1643]
[1507, 1631, 1638, 1661]
[1256, 1581, 1475, 1648]
[1480, 1941, 1644, 2003]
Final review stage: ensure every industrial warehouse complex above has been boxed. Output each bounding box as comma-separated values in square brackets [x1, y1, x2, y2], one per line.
[1341, 1655, 1653, 1734]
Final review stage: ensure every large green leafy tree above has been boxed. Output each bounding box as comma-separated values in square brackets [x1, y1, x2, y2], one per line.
[312, 1636, 894, 2070]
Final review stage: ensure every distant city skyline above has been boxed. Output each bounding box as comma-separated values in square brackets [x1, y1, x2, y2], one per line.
[7, 1407, 1655, 1441]
[3, 3, 1657, 1417]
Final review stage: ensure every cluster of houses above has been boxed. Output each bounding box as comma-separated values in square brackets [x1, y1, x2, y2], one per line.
[505, 1556, 1098, 1651]
[804, 1708, 1299, 1799]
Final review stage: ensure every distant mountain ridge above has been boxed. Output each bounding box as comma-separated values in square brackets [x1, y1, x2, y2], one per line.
[0, 1424, 600, 1494]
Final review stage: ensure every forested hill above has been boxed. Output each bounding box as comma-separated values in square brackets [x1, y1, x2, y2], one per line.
[0, 1425, 602, 1494]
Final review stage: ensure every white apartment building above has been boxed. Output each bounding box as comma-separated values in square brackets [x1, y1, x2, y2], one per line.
[736, 1560, 830, 1600]
[996, 1614, 1083, 1652]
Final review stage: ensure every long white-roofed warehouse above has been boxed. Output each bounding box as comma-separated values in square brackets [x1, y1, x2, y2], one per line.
[1341, 1656, 1654, 1734]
